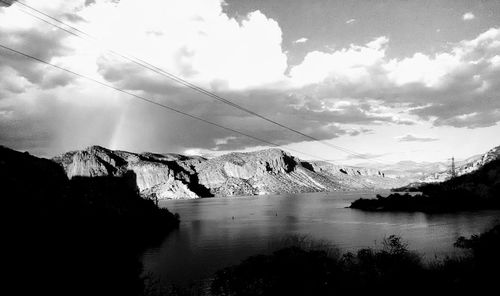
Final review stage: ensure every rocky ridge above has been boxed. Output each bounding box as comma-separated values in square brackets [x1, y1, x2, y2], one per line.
[52, 146, 405, 199]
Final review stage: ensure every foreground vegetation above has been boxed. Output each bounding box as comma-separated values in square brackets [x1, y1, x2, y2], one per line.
[210, 224, 500, 295]
[1, 146, 179, 296]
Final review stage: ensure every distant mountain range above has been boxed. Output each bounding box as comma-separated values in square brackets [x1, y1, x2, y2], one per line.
[3, 144, 498, 199]
[356, 145, 500, 185]
[420, 146, 500, 183]
[51, 146, 407, 199]
[352, 145, 500, 212]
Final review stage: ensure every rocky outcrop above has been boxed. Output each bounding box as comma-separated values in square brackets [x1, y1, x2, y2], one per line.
[51, 146, 407, 199]
[53, 146, 206, 199]
[193, 149, 403, 196]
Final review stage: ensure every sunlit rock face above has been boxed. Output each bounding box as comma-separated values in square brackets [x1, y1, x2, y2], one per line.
[53, 146, 402, 200]
[53, 146, 205, 199]
[194, 149, 399, 197]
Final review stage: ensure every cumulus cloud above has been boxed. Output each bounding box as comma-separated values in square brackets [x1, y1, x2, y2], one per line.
[288, 28, 500, 129]
[462, 12, 475, 21]
[289, 36, 389, 87]
[79, 0, 288, 91]
[294, 37, 308, 44]
[397, 134, 438, 142]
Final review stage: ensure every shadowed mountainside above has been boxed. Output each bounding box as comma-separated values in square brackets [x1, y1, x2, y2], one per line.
[53, 145, 407, 199]
[1, 145, 179, 296]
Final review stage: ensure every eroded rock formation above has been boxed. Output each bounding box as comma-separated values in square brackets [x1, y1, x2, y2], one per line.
[53, 146, 402, 199]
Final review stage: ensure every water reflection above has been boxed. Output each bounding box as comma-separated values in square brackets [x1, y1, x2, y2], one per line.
[142, 191, 500, 285]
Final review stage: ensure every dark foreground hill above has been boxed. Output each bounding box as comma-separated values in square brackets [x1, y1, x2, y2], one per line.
[1, 146, 179, 296]
[350, 155, 500, 212]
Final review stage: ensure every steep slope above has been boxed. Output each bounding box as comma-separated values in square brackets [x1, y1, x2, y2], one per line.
[53, 145, 208, 199]
[194, 149, 403, 196]
[52, 146, 406, 199]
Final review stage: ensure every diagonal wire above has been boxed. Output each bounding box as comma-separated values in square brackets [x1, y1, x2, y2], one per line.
[3, 0, 388, 166]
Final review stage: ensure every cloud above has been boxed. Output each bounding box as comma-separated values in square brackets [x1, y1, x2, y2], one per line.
[0, 0, 13, 7]
[294, 37, 308, 44]
[344, 152, 385, 160]
[289, 36, 389, 87]
[397, 134, 438, 142]
[0, 0, 292, 155]
[1, 0, 500, 157]
[462, 12, 475, 21]
[80, 0, 288, 91]
[288, 28, 500, 129]
[345, 19, 356, 24]
[214, 136, 237, 146]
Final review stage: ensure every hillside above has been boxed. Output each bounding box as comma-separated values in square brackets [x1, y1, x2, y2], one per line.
[53, 146, 407, 199]
[0, 145, 179, 296]
[393, 145, 500, 190]
[53, 145, 206, 199]
[421, 145, 500, 182]
[350, 153, 500, 212]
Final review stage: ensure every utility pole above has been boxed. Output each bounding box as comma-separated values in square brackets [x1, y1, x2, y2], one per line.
[450, 156, 456, 179]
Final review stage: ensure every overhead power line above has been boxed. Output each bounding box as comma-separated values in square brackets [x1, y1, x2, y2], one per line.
[0, 42, 377, 189]
[0, 43, 371, 189]
[3, 0, 387, 166]
[0, 43, 374, 184]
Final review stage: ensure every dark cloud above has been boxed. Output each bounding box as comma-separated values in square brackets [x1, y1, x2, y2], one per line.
[0, 28, 74, 89]
[0, 94, 123, 157]
[0, 0, 13, 8]
[92, 55, 411, 152]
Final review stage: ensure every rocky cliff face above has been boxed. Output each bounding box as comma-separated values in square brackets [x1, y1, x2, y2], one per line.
[52, 146, 405, 199]
[53, 146, 206, 199]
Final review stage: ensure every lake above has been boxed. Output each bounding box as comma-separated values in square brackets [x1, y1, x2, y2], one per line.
[142, 191, 500, 286]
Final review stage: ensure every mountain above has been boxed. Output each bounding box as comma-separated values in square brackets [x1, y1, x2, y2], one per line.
[53, 145, 206, 199]
[351, 152, 500, 212]
[52, 146, 408, 199]
[421, 146, 500, 183]
[0, 145, 180, 296]
[391, 145, 500, 190]
[356, 145, 500, 188]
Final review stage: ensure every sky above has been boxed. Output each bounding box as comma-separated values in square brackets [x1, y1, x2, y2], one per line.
[0, 0, 500, 165]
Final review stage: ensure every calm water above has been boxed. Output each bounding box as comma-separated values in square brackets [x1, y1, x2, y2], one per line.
[142, 191, 500, 285]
